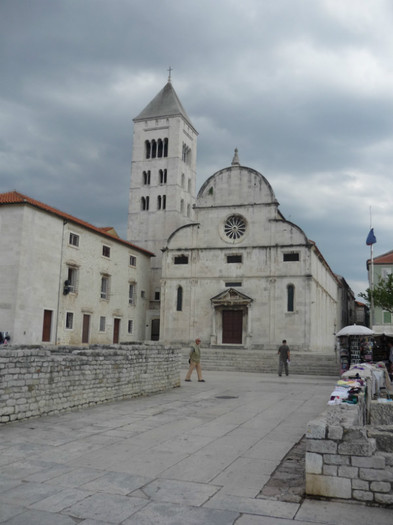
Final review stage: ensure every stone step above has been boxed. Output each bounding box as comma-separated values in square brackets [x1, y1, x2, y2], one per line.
[181, 348, 340, 376]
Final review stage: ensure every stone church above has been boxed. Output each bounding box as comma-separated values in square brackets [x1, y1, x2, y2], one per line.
[127, 78, 343, 354]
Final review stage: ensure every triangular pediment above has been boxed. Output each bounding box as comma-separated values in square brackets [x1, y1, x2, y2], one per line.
[211, 288, 253, 306]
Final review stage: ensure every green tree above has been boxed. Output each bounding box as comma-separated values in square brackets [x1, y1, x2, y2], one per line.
[359, 273, 393, 314]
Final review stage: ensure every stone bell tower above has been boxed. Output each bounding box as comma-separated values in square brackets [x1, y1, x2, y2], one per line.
[127, 73, 198, 339]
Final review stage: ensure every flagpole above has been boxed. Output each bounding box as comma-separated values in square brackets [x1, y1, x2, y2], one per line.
[370, 242, 374, 327]
[369, 207, 374, 328]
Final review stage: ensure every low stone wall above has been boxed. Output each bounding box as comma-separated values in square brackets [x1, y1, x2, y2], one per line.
[0, 344, 181, 423]
[306, 398, 393, 506]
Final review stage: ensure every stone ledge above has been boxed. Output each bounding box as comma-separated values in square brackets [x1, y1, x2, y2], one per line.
[306, 474, 351, 499]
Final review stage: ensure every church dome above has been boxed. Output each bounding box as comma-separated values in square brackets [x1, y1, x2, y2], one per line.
[197, 149, 278, 208]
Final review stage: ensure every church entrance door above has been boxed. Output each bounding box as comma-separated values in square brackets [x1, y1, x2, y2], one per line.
[222, 310, 242, 344]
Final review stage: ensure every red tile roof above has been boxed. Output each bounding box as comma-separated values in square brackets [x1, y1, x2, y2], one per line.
[0, 191, 154, 257]
[373, 250, 393, 264]
[367, 249, 393, 269]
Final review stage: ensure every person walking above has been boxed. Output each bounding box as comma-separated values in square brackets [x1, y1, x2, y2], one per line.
[278, 339, 290, 377]
[185, 338, 205, 382]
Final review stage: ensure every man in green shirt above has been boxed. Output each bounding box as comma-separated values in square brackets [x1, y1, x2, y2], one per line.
[185, 338, 205, 382]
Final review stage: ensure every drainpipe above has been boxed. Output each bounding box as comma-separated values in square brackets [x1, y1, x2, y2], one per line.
[55, 220, 67, 344]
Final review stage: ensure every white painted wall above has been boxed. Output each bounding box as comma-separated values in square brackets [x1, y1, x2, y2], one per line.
[160, 165, 339, 353]
[0, 204, 151, 345]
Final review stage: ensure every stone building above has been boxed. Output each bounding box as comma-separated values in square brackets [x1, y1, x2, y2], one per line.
[127, 78, 198, 340]
[128, 79, 347, 353]
[367, 249, 393, 333]
[0, 191, 153, 345]
[160, 151, 340, 352]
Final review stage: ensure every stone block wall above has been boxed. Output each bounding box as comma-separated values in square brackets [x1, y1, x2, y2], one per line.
[306, 400, 393, 505]
[0, 344, 181, 423]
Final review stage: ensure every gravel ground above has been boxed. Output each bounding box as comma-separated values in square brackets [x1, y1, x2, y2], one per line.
[258, 436, 306, 503]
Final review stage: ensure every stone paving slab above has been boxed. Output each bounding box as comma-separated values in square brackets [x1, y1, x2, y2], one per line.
[30, 487, 93, 513]
[142, 478, 221, 506]
[1, 508, 77, 525]
[203, 492, 300, 519]
[64, 492, 148, 523]
[297, 498, 393, 524]
[0, 481, 61, 507]
[123, 501, 239, 525]
[2, 371, 389, 524]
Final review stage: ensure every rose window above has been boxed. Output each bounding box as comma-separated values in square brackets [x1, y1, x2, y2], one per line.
[224, 215, 246, 240]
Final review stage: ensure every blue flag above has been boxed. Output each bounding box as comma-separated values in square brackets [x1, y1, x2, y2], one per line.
[366, 228, 376, 245]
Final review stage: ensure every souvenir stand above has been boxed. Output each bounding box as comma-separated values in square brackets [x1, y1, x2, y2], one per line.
[336, 324, 374, 374]
[372, 332, 393, 381]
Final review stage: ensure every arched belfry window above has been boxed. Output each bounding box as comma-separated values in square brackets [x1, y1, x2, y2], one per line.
[145, 140, 151, 159]
[159, 169, 167, 184]
[151, 140, 157, 158]
[141, 196, 149, 211]
[176, 286, 183, 311]
[157, 196, 162, 210]
[164, 138, 168, 157]
[157, 139, 163, 158]
[143, 170, 150, 185]
[287, 284, 295, 312]
[182, 143, 191, 164]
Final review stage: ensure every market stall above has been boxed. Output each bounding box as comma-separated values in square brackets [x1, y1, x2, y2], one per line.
[371, 332, 393, 380]
[336, 324, 374, 374]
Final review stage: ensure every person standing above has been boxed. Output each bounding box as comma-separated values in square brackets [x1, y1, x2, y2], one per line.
[185, 338, 205, 382]
[388, 341, 393, 376]
[278, 339, 290, 377]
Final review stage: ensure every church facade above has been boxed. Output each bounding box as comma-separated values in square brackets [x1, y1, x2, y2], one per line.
[128, 80, 343, 353]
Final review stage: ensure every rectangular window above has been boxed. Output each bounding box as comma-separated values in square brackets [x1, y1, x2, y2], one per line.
[141, 290, 146, 298]
[226, 255, 242, 263]
[99, 316, 106, 332]
[287, 285, 295, 312]
[67, 267, 78, 293]
[154, 290, 160, 301]
[383, 311, 392, 324]
[65, 312, 74, 329]
[283, 252, 300, 262]
[225, 282, 242, 287]
[69, 233, 79, 247]
[129, 283, 136, 305]
[101, 276, 110, 299]
[174, 254, 189, 264]
[128, 320, 133, 334]
[129, 255, 137, 267]
[102, 245, 111, 258]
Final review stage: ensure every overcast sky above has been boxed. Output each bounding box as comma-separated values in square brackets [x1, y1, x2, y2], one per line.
[1, 0, 393, 299]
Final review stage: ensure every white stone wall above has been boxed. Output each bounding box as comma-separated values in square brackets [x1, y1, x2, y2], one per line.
[0, 205, 151, 345]
[160, 164, 339, 353]
[128, 115, 197, 303]
[58, 222, 151, 345]
[0, 206, 63, 344]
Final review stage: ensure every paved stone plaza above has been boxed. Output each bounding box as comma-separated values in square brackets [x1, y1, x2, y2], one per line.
[0, 371, 392, 524]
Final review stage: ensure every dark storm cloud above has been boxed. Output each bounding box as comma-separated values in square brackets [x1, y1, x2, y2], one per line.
[1, 0, 393, 296]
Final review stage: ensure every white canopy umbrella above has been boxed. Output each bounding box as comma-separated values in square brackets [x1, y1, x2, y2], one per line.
[336, 324, 374, 337]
